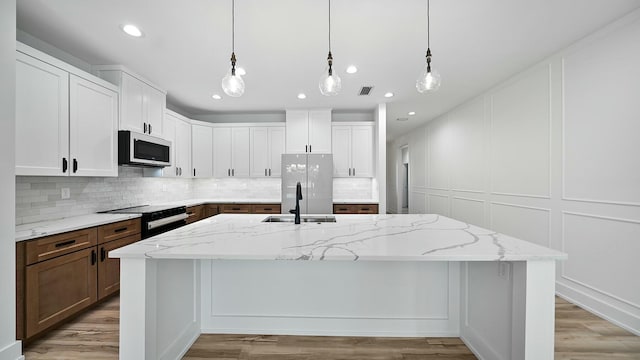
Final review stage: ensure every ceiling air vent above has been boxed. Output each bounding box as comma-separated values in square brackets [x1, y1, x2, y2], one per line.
[358, 86, 374, 96]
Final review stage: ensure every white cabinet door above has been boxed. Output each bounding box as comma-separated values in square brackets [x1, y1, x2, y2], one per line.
[250, 127, 269, 177]
[175, 118, 192, 178]
[308, 110, 332, 153]
[231, 127, 250, 177]
[285, 110, 308, 153]
[331, 126, 352, 177]
[268, 127, 285, 177]
[120, 72, 145, 133]
[351, 125, 374, 177]
[145, 86, 165, 137]
[212, 127, 232, 177]
[160, 113, 177, 177]
[69, 75, 118, 177]
[192, 124, 213, 178]
[15, 52, 70, 176]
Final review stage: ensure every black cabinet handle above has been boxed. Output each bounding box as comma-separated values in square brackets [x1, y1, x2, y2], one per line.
[309, 145, 312, 152]
[265, 169, 267, 176]
[100, 247, 106, 262]
[149, 124, 152, 134]
[268, 168, 271, 176]
[232, 168, 235, 176]
[91, 249, 97, 265]
[114, 227, 128, 233]
[228, 169, 230, 176]
[55, 239, 76, 248]
[62, 157, 68, 173]
[73, 158, 78, 173]
[143, 122, 147, 133]
[353, 168, 355, 176]
[232, 207, 241, 211]
[194, 168, 196, 177]
[179, 167, 182, 176]
[305, 145, 308, 153]
[176, 167, 179, 176]
[349, 168, 351, 176]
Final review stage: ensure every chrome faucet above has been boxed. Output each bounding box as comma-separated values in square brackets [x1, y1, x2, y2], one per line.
[289, 182, 303, 224]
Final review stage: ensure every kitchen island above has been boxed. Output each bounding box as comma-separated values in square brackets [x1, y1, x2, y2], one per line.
[110, 214, 567, 360]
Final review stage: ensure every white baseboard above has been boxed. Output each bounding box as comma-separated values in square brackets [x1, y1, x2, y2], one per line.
[0, 340, 23, 360]
[557, 281, 640, 336]
[158, 321, 200, 360]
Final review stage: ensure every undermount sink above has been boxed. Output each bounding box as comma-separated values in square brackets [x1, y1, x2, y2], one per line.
[262, 215, 337, 223]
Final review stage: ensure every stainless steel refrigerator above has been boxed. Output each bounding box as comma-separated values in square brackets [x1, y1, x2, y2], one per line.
[281, 154, 333, 214]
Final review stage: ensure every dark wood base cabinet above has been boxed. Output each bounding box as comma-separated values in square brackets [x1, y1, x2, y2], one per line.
[333, 204, 379, 214]
[17, 219, 141, 342]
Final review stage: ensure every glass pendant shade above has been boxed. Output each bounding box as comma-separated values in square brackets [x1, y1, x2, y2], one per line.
[416, 64, 441, 93]
[221, 69, 245, 97]
[319, 67, 342, 96]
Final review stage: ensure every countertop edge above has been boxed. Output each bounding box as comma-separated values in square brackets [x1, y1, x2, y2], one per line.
[16, 213, 142, 242]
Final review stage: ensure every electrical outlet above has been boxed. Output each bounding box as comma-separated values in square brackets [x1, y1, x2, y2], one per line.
[61, 188, 71, 199]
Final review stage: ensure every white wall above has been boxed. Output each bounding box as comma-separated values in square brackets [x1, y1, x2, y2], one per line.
[388, 10, 640, 334]
[0, 1, 22, 359]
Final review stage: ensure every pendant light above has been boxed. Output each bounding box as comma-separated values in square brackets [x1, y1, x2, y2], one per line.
[416, 0, 441, 93]
[221, 0, 245, 97]
[319, 0, 341, 96]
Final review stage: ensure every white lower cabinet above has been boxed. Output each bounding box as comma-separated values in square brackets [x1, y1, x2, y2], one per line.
[250, 126, 285, 177]
[332, 123, 374, 177]
[192, 124, 213, 178]
[16, 46, 118, 177]
[213, 127, 250, 177]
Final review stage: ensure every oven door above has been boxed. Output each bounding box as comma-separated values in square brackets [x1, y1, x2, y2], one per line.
[143, 213, 188, 239]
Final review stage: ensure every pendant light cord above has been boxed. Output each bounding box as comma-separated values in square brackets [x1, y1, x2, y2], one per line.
[328, 0, 332, 52]
[232, 0, 235, 53]
[427, 0, 430, 49]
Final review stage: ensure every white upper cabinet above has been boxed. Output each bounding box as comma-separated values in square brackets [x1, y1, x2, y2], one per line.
[213, 127, 250, 177]
[95, 66, 166, 137]
[15, 51, 69, 176]
[250, 126, 285, 177]
[331, 123, 374, 177]
[68, 75, 118, 177]
[191, 124, 213, 178]
[285, 109, 331, 153]
[15, 45, 118, 177]
[174, 116, 192, 178]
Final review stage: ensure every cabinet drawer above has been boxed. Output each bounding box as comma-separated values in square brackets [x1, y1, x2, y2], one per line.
[97, 218, 141, 244]
[252, 204, 281, 214]
[333, 205, 355, 214]
[186, 205, 204, 224]
[25, 246, 97, 338]
[333, 204, 379, 214]
[221, 204, 251, 213]
[25, 228, 98, 265]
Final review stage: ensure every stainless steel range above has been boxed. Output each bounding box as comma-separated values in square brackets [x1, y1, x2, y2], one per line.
[102, 205, 188, 239]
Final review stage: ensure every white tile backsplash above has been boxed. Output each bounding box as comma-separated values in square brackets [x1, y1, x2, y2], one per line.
[16, 168, 376, 225]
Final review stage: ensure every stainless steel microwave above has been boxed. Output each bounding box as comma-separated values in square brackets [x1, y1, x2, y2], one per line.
[118, 130, 171, 167]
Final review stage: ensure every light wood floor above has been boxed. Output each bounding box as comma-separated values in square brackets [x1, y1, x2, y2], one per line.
[23, 296, 640, 359]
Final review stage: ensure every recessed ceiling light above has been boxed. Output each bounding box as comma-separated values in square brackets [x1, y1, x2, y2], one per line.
[384, 92, 394, 98]
[212, 94, 222, 100]
[396, 118, 409, 121]
[121, 24, 143, 37]
[236, 67, 246, 76]
[297, 93, 307, 99]
[346, 65, 358, 74]
[408, 111, 416, 116]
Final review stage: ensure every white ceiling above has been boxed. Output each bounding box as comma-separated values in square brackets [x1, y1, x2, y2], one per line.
[16, 0, 640, 140]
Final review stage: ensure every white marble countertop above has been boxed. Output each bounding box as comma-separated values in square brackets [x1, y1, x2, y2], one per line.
[159, 198, 378, 207]
[16, 213, 142, 242]
[110, 214, 567, 262]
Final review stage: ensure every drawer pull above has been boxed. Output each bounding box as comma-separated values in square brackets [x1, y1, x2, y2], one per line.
[232, 207, 241, 211]
[339, 208, 348, 211]
[54, 240, 76, 248]
[114, 227, 128, 233]
[100, 247, 106, 262]
[362, 208, 370, 211]
[263, 208, 272, 211]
